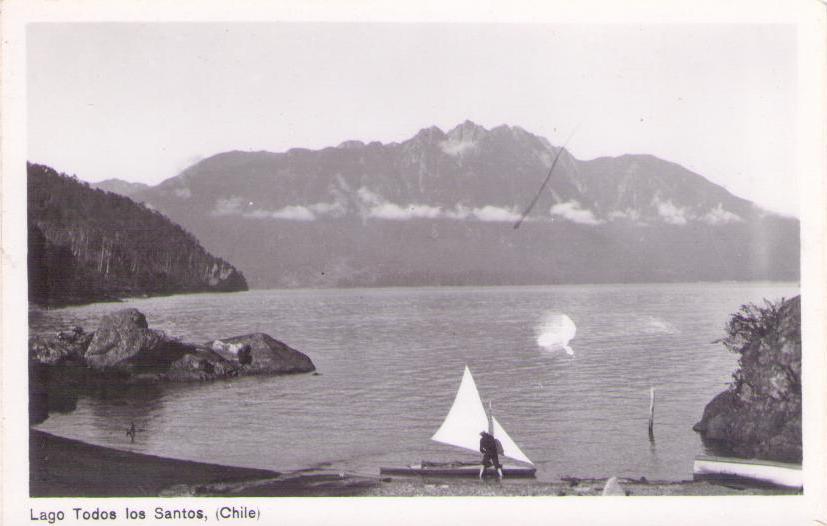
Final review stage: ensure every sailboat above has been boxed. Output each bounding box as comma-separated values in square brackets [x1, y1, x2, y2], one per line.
[380, 366, 536, 478]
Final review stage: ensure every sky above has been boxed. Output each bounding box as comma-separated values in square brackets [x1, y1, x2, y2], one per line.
[27, 23, 798, 216]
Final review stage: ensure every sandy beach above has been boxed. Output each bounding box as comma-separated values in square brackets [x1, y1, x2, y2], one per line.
[30, 430, 800, 498]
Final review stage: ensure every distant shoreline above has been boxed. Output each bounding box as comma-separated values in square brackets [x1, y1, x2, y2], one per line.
[27, 280, 801, 310]
[29, 430, 799, 498]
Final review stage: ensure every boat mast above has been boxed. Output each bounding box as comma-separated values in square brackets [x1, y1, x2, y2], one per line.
[488, 400, 493, 434]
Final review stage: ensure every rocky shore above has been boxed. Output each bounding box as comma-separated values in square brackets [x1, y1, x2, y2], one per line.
[693, 296, 801, 462]
[29, 308, 315, 424]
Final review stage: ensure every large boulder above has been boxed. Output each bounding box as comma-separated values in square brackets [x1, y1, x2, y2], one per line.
[210, 333, 315, 374]
[694, 296, 801, 462]
[84, 308, 193, 371]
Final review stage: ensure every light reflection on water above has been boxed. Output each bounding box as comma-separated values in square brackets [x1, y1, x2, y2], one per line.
[32, 282, 798, 481]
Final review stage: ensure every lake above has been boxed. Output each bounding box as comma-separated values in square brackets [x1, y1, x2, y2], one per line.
[31, 282, 798, 482]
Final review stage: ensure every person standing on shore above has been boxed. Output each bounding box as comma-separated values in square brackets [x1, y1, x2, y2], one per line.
[479, 431, 503, 480]
[126, 422, 136, 443]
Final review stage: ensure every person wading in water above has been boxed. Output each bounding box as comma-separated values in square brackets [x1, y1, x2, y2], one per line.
[479, 430, 503, 480]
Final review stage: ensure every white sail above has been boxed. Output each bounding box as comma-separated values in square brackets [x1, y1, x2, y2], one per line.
[431, 366, 489, 453]
[492, 415, 533, 465]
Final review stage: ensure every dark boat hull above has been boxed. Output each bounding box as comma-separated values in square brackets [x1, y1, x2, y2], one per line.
[380, 463, 536, 478]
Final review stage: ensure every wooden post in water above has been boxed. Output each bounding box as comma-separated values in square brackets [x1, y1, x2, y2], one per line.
[648, 387, 656, 441]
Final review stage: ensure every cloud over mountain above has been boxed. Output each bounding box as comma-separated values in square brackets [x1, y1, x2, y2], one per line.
[655, 199, 689, 225]
[550, 201, 603, 225]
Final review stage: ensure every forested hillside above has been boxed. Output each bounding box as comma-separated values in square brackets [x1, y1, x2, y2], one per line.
[28, 163, 247, 306]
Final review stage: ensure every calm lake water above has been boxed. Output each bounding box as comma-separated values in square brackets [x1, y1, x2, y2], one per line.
[31, 282, 798, 482]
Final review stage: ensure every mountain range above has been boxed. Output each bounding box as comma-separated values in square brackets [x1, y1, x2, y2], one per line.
[106, 121, 796, 288]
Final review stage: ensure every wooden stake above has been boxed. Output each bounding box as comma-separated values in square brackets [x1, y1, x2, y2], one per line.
[648, 387, 656, 440]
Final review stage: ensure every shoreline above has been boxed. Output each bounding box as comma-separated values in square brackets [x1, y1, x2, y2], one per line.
[30, 430, 280, 497]
[28, 280, 800, 309]
[30, 430, 800, 497]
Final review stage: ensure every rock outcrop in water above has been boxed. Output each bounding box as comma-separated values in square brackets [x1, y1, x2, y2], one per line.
[210, 334, 316, 374]
[693, 296, 801, 463]
[29, 308, 315, 423]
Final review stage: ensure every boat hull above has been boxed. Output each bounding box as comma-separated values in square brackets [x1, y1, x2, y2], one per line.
[380, 463, 536, 478]
[693, 455, 802, 488]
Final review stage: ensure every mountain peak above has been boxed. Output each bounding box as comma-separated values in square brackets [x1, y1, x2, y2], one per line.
[412, 125, 446, 143]
[433, 121, 488, 157]
[446, 120, 488, 139]
[337, 140, 366, 150]
[488, 123, 550, 149]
